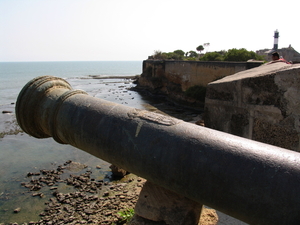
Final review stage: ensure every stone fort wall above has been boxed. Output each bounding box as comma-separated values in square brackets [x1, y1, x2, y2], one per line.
[139, 60, 263, 91]
[204, 62, 300, 151]
[137, 60, 262, 107]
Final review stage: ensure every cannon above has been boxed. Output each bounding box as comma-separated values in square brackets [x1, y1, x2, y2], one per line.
[16, 76, 300, 225]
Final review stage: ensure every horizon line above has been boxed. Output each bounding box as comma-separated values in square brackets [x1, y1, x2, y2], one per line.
[0, 60, 144, 63]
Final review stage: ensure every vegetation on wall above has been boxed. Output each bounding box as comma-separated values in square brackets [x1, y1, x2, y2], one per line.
[150, 47, 266, 62]
[152, 50, 185, 60]
[184, 85, 207, 102]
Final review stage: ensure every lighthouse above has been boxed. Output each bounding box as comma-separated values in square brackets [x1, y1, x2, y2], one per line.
[273, 29, 279, 50]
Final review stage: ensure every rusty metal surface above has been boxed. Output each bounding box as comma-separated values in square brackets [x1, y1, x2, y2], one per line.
[16, 76, 300, 225]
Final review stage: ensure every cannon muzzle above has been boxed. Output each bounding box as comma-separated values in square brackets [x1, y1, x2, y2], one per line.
[16, 76, 300, 225]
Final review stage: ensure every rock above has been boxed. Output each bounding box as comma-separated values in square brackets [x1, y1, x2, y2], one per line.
[2, 110, 12, 114]
[64, 160, 72, 165]
[65, 162, 87, 172]
[14, 207, 21, 213]
[195, 119, 205, 126]
[30, 185, 41, 191]
[27, 172, 34, 177]
[109, 164, 127, 177]
[32, 192, 42, 197]
[84, 209, 94, 215]
[199, 208, 218, 225]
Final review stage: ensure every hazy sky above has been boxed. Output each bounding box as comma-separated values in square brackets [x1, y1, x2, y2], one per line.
[1, 0, 299, 62]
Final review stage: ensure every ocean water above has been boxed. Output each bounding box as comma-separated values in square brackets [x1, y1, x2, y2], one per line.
[0, 61, 142, 106]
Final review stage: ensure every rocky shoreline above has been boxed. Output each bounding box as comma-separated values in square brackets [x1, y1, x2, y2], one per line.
[1, 160, 218, 225]
[3, 161, 145, 225]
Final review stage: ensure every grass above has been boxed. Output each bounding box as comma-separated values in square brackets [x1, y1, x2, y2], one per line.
[115, 208, 135, 224]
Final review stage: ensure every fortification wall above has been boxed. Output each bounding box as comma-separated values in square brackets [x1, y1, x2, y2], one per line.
[140, 60, 262, 90]
[137, 60, 262, 107]
[204, 62, 300, 151]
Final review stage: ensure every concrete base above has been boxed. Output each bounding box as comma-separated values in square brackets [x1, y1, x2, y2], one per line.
[131, 181, 203, 225]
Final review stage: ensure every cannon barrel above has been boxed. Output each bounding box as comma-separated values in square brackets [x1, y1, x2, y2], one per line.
[16, 76, 300, 225]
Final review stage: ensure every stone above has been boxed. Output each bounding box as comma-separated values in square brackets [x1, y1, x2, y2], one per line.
[109, 164, 127, 177]
[14, 207, 21, 213]
[134, 181, 202, 225]
[199, 208, 218, 225]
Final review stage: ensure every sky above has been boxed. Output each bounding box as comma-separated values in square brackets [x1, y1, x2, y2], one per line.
[0, 0, 299, 62]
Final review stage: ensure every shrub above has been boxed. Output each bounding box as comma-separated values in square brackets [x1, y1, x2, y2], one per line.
[223, 48, 264, 61]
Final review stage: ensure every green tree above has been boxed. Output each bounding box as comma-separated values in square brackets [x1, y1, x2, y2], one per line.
[173, 50, 185, 57]
[187, 51, 198, 58]
[196, 45, 204, 54]
[200, 52, 223, 61]
[223, 48, 264, 61]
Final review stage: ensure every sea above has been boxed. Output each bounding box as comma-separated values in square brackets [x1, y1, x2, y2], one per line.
[0, 61, 202, 224]
[0, 61, 143, 107]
